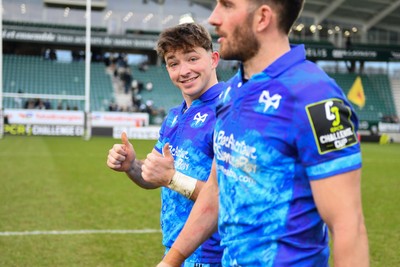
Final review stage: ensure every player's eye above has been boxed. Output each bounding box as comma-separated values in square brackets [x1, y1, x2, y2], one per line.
[168, 62, 178, 68]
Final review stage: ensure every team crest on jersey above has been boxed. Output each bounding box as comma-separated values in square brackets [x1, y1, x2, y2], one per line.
[191, 112, 208, 128]
[258, 90, 282, 112]
[306, 99, 358, 154]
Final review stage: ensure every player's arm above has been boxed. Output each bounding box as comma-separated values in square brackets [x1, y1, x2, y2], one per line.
[157, 161, 219, 267]
[107, 132, 158, 189]
[310, 169, 369, 267]
[142, 143, 206, 201]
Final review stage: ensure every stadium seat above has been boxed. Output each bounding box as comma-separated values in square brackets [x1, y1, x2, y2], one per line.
[3, 54, 113, 111]
[329, 73, 397, 122]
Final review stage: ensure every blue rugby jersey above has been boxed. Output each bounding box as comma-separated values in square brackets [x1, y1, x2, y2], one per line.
[213, 45, 361, 266]
[154, 82, 225, 264]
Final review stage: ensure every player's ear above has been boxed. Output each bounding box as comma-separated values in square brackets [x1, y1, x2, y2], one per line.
[255, 5, 273, 32]
[211, 51, 220, 69]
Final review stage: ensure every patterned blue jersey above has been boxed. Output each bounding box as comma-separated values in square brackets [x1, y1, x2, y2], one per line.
[155, 82, 225, 265]
[213, 45, 361, 266]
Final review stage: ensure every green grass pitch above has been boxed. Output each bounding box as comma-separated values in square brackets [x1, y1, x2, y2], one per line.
[0, 136, 399, 266]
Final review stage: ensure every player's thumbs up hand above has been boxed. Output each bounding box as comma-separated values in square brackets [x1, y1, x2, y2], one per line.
[121, 131, 132, 151]
[162, 142, 174, 160]
[142, 143, 175, 187]
[121, 132, 136, 171]
[107, 132, 136, 172]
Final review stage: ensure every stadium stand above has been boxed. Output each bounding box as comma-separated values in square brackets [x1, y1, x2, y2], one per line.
[217, 67, 237, 83]
[129, 64, 182, 110]
[329, 73, 398, 122]
[1, 53, 242, 115]
[3, 54, 113, 111]
[389, 77, 400, 124]
[3, 53, 398, 126]
[1, 1, 399, 129]
[3, 20, 107, 34]
[122, 65, 237, 111]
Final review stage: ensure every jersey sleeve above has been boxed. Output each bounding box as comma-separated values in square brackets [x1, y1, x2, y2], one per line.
[294, 84, 362, 180]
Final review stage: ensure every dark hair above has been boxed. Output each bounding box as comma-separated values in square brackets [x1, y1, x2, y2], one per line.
[156, 23, 213, 59]
[251, 0, 305, 34]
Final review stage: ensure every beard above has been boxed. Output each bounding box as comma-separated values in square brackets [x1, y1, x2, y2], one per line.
[219, 13, 260, 62]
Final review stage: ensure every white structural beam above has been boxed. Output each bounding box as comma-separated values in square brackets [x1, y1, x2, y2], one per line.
[315, 0, 346, 25]
[363, 0, 400, 31]
[84, 0, 92, 140]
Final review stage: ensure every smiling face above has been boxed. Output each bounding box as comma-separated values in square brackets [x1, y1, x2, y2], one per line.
[156, 23, 220, 107]
[165, 47, 219, 104]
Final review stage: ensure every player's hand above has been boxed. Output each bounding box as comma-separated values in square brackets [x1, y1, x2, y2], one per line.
[142, 143, 175, 187]
[106, 132, 136, 172]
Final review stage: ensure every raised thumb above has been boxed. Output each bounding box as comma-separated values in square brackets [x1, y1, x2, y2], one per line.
[162, 143, 173, 158]
[121, 132, 131, 148]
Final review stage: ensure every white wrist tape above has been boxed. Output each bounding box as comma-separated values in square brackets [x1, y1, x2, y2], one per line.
[167, 171, 197, 198]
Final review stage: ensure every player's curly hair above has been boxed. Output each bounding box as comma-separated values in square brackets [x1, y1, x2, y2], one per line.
[156, 23, 213, 59]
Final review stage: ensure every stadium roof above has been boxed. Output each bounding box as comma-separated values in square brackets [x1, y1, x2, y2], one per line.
[193, 0, 400, 34]
[301, 0, 400, 33]
[2, 0, 400, 36]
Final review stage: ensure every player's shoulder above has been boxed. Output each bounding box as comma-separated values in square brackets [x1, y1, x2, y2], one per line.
[283, 61, 343, 102]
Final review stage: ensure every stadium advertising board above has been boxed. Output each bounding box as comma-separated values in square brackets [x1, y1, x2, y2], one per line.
[113, 126, 160, 140]
[3, 110, 151, 137]
[43, 0, 107, 9]
[359, 120, 400, 134]
[378, 122, 400, 133]
[91, 112, 152, 138]
[4, 124, 84, 136]
[4, 109, 84, 125]
[3, 109, 84, 136]
[2, 28, 220, 52]
[91, 111, 149, 127]
[305, 47, 400, 61]
[2, 28, 157, 49]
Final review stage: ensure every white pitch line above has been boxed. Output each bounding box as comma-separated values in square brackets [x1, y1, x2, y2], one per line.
[0, 229, 162, 236]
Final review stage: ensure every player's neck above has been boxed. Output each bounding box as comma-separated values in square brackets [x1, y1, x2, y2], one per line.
[243, 35, 290, 79]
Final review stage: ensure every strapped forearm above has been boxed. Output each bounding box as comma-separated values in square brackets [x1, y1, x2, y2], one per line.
[167, 171, 197, 199]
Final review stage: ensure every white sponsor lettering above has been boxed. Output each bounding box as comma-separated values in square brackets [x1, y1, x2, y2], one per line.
[169, 146, 189, 160]
[217, 165, 256, 185]
[169, 146, 190, 171]
[113, 126, 160, 140]
[92, 111, 148, 127]
[378, 122, 400, 133]
[215, 131, 257, 159]
[325, 101, 335, 121]
[4, 109, 84, 125]
[332, 49, 377, 59]
[319, 127, 354, 144]
[31, 125, 83, 136]
[214, 131, 257, 176]
[334, 138, 348, 148]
